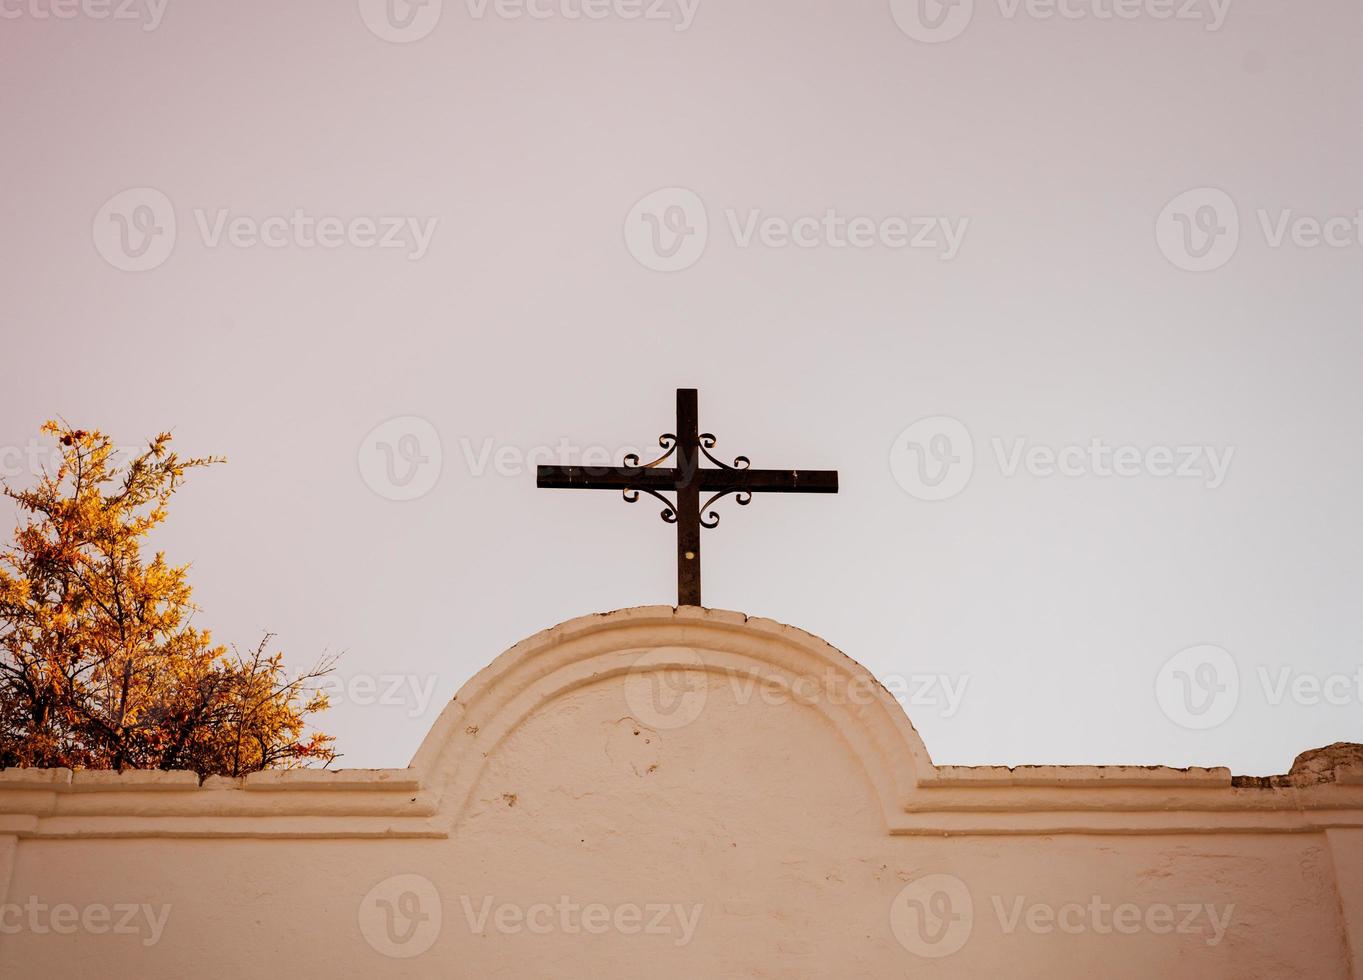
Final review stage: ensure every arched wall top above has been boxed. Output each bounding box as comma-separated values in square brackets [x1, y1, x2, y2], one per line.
[413, 605, 936, 830]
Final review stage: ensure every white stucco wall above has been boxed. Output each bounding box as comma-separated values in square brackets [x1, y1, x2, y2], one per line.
[0, 606, 1359, 977]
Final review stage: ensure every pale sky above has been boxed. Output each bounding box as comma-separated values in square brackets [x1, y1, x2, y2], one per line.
[1, 0, 1360, 775]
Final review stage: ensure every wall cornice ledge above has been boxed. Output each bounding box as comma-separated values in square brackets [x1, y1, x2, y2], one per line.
[0, 607, 1358, 839]
[920, 765, 1233, 788]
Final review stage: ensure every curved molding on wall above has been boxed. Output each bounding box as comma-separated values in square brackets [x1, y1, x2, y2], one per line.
[411, 605, 933, 832]
[0, 606, 1360, 839]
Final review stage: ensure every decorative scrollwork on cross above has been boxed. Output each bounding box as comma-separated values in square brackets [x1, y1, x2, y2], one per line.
[698, 433, 751, 473]
[623, 486, 678, 523]
[623, 433, 678, 471]
[699, 488, 753, 528]
[622, 432, 682, 522]
[694, 433, 752, 528]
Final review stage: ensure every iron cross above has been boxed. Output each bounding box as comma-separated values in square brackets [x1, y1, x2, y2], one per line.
[536, 388, 838, 606]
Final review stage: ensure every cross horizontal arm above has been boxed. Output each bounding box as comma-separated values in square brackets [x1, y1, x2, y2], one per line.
[697, 468, 839, 493]
[536, 465, 678, 492]
[537, 465, 839, 494]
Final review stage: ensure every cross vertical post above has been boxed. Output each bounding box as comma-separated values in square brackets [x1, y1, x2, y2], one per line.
[675, 388, 702, 606]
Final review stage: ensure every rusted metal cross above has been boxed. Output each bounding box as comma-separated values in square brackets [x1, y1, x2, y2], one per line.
[536, 388, 838, 607]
